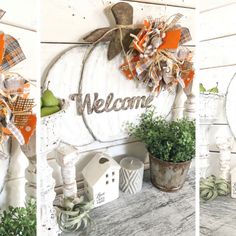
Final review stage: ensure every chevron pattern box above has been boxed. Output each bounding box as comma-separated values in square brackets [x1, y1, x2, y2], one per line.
[120, 157, 144, 194]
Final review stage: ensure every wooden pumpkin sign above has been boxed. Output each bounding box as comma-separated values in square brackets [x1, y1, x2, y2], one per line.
[42, 3, 187, 148]
[43, 45, 176, 147]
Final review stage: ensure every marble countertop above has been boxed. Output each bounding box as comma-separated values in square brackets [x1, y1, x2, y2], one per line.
[61, 167, 195, 236]
[200, 196, 236, 236]
[62, 167, 195, 236]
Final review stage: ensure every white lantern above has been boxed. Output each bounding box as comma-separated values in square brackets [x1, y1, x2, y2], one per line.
[231, 167, 236, 198]
[82, 153, 120, 207]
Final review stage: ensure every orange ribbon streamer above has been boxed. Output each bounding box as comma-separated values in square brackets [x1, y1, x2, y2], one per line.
[19, 114, 36, 144]
[158, 29, 182, 50]
[0, 32, 5, 64]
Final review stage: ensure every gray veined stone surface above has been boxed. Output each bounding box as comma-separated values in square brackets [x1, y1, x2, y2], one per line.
[200, 196, 236, 236]
[61, 167, 195, 236]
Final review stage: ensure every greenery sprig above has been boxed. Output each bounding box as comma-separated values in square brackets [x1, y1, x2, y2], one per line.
[127, 109, 195, 163]
[0, 199, 36, 236]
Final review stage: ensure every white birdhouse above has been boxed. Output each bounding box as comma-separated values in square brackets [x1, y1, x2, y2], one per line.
[82, 153, 120, 207]
[231, 167, 236, 198]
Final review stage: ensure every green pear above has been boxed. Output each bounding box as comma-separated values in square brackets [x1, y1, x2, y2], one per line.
[199, 83, 206, 93]
[207, 82, 219, 93]
[42, 89, 59, 107]
[41, 106, 60, 117]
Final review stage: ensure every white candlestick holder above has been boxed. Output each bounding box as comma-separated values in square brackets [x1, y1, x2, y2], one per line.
[55, 143, 78, 199]
[216, 136, 233, 182]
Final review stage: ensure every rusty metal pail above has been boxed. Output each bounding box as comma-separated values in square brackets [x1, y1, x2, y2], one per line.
[149, 153, 191, 192]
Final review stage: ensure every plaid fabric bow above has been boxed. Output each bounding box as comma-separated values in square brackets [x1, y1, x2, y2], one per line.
[0, 33, 26, 72]
[120, 14, 194, 92]
[0, 72, 30, 100]
[0, 99, 25, 145]
[0, 72, 36, 145]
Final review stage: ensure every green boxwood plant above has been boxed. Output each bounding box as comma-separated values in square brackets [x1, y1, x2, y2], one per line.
[0, 199, 36, 236]
[127, 109, 195, 163]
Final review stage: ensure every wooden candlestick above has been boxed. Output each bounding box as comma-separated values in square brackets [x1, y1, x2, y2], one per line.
[55, 144, 78, 198]
[216, 136, 233, 182]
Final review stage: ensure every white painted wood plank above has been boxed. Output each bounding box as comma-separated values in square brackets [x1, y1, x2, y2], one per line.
[200, 1, 236, 12]
[0, 0, 37, 31]
[125, 0, 195, 8]
[41, 0, 195, 44]
[199, 35, 236, 69]
[40, 0, 111, 42]
[200, 3, 236, 41]
[0, 23, 38, 80]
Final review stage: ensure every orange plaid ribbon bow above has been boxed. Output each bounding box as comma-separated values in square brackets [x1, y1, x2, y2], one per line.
[0, 32, 26, 72]
[120, 14, 194, 92]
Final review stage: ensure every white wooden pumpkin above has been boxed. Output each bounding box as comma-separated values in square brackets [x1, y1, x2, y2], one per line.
[82, 153, 120, 207]
[43, 44, 177, 149]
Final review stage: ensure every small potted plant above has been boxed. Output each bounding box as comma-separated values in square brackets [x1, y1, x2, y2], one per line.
[128, 109, 195, 192]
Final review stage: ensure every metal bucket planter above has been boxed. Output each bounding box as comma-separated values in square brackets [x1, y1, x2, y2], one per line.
[149, 154, 191, 192]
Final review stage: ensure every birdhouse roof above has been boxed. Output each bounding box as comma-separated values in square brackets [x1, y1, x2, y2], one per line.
[82, 153, 120, 186]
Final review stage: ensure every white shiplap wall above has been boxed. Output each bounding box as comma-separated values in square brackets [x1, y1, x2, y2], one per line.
[199, 1, 236, 175]
[40, 0, 196, 190]
[0, 0, 37, 208]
